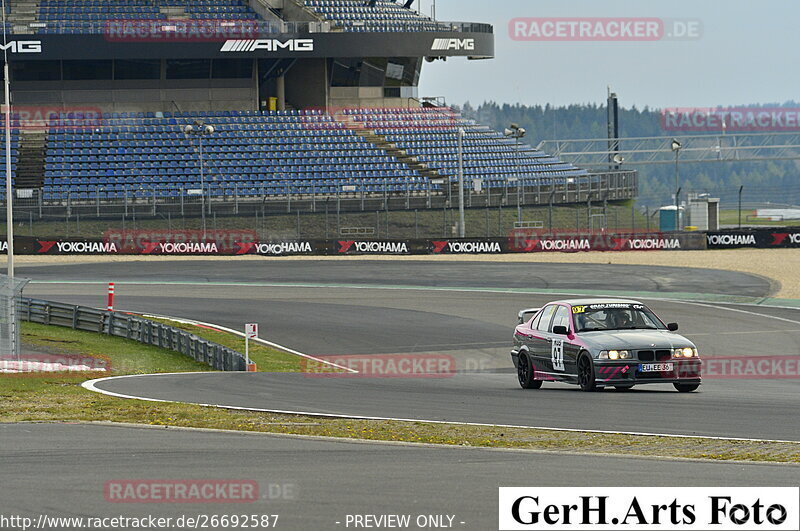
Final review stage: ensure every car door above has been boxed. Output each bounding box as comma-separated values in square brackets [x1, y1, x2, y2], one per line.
[546, 305, 572, 377]
[527, 304, 557, 375]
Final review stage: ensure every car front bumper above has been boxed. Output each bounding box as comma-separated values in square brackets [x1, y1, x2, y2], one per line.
[594, 359, 702, 385]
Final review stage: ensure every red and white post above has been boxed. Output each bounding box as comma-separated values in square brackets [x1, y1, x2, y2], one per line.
[107, 282, 115, 311]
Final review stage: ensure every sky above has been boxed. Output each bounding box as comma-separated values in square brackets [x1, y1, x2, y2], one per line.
[417, 0, 798, 110]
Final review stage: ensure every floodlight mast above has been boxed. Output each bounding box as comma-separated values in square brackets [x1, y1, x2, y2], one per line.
[2, 0, 13, 280]
[2, 0, 18, 360]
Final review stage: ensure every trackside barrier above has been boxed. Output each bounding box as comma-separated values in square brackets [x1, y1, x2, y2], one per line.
[18, 298, 247, 371]
[706, 229, 800, 249]
[5, 230, 797, 254]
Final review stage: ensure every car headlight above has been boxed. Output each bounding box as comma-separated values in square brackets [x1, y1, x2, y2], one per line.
[599, 350, 630, 360]
[673, 347, 697, 358]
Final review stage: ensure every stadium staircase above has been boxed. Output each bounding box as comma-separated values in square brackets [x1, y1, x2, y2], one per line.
[6, 0, 39, 32]
[351, 128, 442, 184]
[15, 130, 46, 189]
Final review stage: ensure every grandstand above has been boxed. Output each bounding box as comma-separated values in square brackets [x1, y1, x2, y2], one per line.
[0, 0, 636, 219]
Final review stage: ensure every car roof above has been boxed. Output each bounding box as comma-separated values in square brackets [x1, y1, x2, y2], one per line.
[549, 298, 645, 306]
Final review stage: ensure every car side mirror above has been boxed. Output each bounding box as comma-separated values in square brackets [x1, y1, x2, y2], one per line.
[667, 323, 679, 331]
[552, 325, 569, 335]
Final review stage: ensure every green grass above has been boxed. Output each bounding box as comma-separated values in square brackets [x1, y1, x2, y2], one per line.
[3, 322, 799, 463]
[142, 317, 303, 373]
[21, 321, 212, 375]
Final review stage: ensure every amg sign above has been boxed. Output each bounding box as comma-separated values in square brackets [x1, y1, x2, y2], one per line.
[431, 38, 475, 51]
[0, 41, 42, 53]
[220, 39, 314, 52]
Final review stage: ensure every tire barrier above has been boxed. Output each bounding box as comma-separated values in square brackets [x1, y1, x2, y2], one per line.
[19, 298, 247, 371]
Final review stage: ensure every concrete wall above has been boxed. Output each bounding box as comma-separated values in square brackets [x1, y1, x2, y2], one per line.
[11, 79, 257, 113]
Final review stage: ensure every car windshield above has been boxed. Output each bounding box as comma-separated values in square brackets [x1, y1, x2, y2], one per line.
[573, 304, 665, 332]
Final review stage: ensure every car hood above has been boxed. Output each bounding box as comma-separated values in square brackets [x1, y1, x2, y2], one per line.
[579, 329, 694, 350]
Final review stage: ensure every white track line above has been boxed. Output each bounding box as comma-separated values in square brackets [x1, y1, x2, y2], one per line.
[81, 373, 800, 445]
[138, 313, 358, 373]
[671, 300, 800, 326]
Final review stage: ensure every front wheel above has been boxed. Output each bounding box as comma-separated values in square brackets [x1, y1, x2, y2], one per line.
[517, 352, 542, 389]
[674, 383, 700, 393]
[577, 354, 597, 392]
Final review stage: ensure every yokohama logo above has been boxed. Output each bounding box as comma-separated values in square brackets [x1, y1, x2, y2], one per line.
[624, 238, 681, 250]
[158, 242, 218, 253]
[771, 233, 800, 246]
[432, 241, 501, 253]
[431, 38, 475, 51]
[38, 241, 118, 253]
[255, 242, 313, 255]
[338, 241, 409, 254]
[540, 238, 590, 251]
[707, 234, 757, 246]
[220, 39, 314, 52]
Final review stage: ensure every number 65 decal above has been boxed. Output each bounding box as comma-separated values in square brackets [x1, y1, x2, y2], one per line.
[551, 338, 565, 371]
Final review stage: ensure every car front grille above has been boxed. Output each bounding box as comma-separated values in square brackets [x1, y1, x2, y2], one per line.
[636, 350, 672, 361]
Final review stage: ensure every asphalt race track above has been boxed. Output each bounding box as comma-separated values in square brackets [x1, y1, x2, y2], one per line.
[7, 259, 800, 529]
[3, 423, 798, 530]
[20, 260, 800, 441]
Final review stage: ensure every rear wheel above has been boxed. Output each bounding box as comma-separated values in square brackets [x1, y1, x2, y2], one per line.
[577, 354, 597, 392]
[674, 383, 700, 393]
[517, 352, 542, 389]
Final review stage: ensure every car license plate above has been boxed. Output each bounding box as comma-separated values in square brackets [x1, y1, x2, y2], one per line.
[639, 363, 673, 372]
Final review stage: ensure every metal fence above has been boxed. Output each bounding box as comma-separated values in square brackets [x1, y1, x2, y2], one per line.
[19, 298, 247, 371]
[10, 171, 639, 223]
[0, 276, 29, 357]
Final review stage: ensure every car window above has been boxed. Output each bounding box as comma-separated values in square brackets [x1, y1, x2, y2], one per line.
[529, 311, 542, 329]
[573, 303, 666, 332]
[536, 305, 556, 332]
[551, 305, 571, 332]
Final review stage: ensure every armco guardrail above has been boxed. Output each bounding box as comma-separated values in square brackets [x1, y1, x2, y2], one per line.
[19, 298, 247, 371]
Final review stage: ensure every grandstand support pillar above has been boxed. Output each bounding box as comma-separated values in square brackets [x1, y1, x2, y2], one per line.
[180, 188, 184, 216]
[234, 185, 239, 215]
[457, 128, 465, 238]
[549, 191, 555, 230]
[324, 202, 329, 239]
[312, 183, 316, 213]
[276, 76, 286, 111]
[405, 182, 410, 210]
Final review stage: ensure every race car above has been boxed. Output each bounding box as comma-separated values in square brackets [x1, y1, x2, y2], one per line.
[511, 299, 701, 392]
